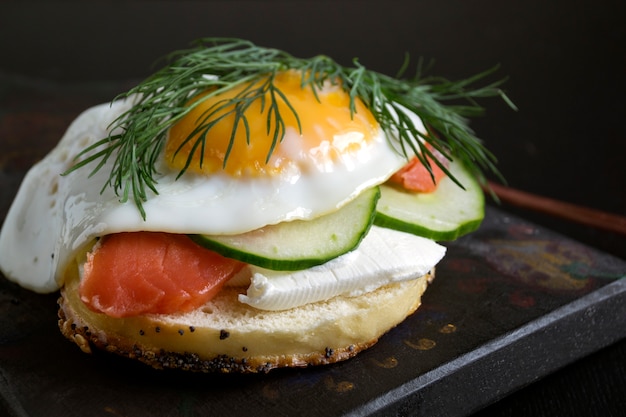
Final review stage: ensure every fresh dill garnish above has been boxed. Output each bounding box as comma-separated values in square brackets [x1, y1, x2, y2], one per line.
[64, 37, 516, 219]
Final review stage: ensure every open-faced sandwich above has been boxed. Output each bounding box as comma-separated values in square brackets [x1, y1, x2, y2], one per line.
[0, 38, 513, 373]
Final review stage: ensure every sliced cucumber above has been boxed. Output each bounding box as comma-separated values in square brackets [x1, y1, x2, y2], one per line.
[190, 187, 380, 270]
[374, 160, 484, 241]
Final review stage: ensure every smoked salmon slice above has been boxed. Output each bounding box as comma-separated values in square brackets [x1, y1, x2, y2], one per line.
[389, 147, 448, 193]
[79, 232, 245, 318]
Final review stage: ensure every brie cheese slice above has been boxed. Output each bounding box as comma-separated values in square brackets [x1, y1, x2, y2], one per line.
[238, 226, 445, 310]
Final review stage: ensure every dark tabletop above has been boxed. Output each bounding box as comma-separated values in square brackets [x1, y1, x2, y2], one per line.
[1, 1, 624, 416]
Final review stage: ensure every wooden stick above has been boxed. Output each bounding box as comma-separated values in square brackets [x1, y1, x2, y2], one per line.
[485, 181, 626, 236]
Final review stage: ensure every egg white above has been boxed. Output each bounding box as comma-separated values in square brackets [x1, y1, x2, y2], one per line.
[0, 97, 427, 293]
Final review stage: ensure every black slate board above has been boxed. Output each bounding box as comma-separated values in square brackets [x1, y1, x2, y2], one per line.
[0, 73, 625, 417]
[1, 206, 624, 417]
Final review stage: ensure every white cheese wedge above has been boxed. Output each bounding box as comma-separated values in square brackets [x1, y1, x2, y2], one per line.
[238, 225, 446, 311]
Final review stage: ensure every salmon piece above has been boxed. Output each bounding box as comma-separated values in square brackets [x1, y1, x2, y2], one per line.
[79, 232, 245, 318]
[389, 147, 448, 193]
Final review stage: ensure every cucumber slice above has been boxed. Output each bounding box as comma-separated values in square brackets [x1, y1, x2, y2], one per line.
[190, 187, 380, 270]
[374, 160, 484, 240]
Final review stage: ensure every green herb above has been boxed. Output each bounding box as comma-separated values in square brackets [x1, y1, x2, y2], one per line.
[65, 37, 516, 219]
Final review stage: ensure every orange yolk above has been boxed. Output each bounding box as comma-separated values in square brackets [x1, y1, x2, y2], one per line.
[165, 70, 379, 177]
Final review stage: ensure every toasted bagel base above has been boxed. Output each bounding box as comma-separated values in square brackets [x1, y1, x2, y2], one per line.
[58, 263, 433, 373]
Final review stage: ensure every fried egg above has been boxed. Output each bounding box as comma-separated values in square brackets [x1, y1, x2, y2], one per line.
[0, 71, 425, 292]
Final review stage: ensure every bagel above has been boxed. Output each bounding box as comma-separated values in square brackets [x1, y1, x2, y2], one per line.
[58, 256, 434, 373]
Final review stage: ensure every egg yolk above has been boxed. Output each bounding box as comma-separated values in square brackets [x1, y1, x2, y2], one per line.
[165, 70, 379, 177]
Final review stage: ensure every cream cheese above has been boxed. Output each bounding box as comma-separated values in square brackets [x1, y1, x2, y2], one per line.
[238, 226, 445, 310]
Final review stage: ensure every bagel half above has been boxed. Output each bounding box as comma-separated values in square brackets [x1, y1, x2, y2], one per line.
[58, 259, 434, 373]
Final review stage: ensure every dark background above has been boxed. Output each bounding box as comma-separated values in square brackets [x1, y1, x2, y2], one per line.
[1, 0, 624, 257]
[1, 1, 624, 416]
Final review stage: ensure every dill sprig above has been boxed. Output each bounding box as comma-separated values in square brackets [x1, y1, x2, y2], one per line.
[65, 37, 516, 219]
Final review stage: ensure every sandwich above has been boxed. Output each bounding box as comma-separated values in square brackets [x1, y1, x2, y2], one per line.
[0, 38, 513, 373]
